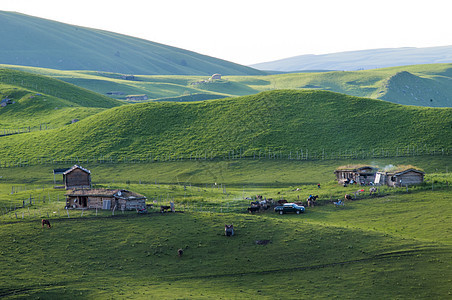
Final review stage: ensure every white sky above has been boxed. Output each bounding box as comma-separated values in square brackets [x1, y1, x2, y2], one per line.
[2, 0, 452, 65]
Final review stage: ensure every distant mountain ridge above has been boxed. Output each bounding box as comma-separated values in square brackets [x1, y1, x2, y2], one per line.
[251, 46, 452, 72]
[0, 11, 265, 76]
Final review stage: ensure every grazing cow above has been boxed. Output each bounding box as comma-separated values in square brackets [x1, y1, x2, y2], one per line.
[247, 206, 260, 213]
[177, 249, 184, 257]
[160, 205, 171, 213]
[345, 194, 353, 201]
[41, 219, 51, 228]
[225, 224, 234, 236]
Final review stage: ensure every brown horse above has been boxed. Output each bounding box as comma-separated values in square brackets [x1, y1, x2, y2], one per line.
[307, 195, 319, 207]
[41, 219, 51, 228]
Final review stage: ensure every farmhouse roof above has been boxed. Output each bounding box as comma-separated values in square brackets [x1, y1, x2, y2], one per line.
[334, 165, 376, 172]
[53, 167, 71, 175]
[378, 168, 425, 176]
[65, 188, 146, 200]
[394, 168, 425, 175]
[63, 165, 91, 175]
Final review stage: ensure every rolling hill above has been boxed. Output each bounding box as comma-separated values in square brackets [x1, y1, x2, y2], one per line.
[0, 68, 122, 129]
[0, 11, 265, 76]
[3, 63, 451, 107]
[250, 46, 452, 72]
[0, 90, 450, 162]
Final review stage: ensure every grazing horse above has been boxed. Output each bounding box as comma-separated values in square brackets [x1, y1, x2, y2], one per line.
[225, 224, 234, 236]
[345, 194, 353, 201]
[307, 195, 319, 207]
[41, 219, 51, 228]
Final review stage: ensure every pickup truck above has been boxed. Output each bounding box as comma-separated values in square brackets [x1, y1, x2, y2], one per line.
[274, 203, 305, 215]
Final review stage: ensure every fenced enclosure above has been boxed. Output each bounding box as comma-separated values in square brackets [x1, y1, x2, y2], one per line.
[0, 145, 450, 168]
[1, 175, 449, 224]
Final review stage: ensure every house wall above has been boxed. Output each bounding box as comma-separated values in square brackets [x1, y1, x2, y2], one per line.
[118, 199, 146, 210]
[335, 171, 357, 183]
[376, 171, 424, 187]
[396, 171, 424, 186]
[65, 169, 90, 189]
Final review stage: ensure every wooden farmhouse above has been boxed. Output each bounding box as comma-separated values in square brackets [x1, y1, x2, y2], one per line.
[65, 189, 146, 211]
[334, 165, 376, 185]
[374, 168, 425, 187]
[62, 165, 91, 189]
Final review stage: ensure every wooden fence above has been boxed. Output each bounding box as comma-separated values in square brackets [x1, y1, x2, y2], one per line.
[0, 146, 450, 168]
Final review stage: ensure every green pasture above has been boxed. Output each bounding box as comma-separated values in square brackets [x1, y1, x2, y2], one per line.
[0, 157, 451, 298]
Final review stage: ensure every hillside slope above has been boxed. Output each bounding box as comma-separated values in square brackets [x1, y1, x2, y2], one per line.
[0, 11, 264, 76]
[0, 68, 122, 129]
[251, 46, 452, 71]
[0, 90, 450, 162]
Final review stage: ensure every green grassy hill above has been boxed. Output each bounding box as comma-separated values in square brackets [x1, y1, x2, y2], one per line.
[3, 63, 451, 107]
[0, 68, 122, 129]
[0, 11, 264, 76]
[0, 89, 450, 162]
[230, 64, 452, 107]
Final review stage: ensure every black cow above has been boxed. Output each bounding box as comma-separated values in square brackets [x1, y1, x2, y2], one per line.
[247, 206, 260, 213]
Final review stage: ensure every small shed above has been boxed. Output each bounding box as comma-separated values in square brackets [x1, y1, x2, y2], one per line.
[65, 189, 146, 210]
[334, 165, 376, 185]
[375, 168, 425, 187]
[63, 165, 91, 189]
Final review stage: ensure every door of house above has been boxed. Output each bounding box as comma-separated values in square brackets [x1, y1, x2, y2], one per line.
[102, 199, 111, 210]
[81, 197, 88, 208]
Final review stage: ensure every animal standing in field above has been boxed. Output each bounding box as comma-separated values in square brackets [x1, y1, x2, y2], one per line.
[225, 224, 234, 236]
[247, 206, 260, 213]
[160, 205, 171, 213]
[345, 194, 353, 201]
[307, 195, 319, 207]
[41, 219, 51, 228]
[177, 249, 183, 257]
[369, 187, 377, 196]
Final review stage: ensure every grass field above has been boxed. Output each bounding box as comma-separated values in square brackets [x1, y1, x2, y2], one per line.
[0, 157, 450, 298]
